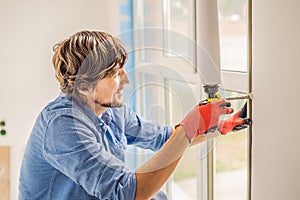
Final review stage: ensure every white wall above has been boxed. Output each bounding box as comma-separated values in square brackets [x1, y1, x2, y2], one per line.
[252, 0, 300, 199]
[0, 0, 120, 199]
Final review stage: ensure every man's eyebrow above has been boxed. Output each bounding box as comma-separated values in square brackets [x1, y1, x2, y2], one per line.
[116, 64, 124, 71]
[110, 65, 123, 76]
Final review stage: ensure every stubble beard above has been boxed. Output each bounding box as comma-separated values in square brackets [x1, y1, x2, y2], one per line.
[95, 95, 124, 108]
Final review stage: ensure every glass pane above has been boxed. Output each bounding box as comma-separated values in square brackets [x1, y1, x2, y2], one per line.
[141, 0, 163, 61]
[143, 0, 162, 28]
[125, 73, 164, 169]
[139, 74, 166, 125]
[165, 79, 198, 200]
[215, 90, 248, 200]
[139, 73, 167, 159]
[218, 0, 248, 72]
[164, 0, 193, 58]
[140, 0, 195, 61]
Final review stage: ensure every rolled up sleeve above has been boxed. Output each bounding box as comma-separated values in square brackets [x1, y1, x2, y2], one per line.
[123, 105, 172, 151]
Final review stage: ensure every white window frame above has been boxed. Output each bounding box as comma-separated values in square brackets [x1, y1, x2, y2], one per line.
[200, 0, 252, 200]
[131, 0, 252, 199]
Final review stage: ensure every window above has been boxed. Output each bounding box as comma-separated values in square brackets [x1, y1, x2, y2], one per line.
[219, 0, 247, 72]
[213, 0, 251, 200]
[214, 90, 249, 200]
[131, 0, 251, 199]
[219, 0, 248, 93]
[133, 0, 199, 199]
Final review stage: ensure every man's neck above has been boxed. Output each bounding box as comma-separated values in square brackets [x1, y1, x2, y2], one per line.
[86, 99, 107, 117]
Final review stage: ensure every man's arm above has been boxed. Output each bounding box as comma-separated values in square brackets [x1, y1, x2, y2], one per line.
[134, 99, 232, 199]
[135, 126, 189, 200]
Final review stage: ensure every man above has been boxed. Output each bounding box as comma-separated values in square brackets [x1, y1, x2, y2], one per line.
[19, 30, 233, 200]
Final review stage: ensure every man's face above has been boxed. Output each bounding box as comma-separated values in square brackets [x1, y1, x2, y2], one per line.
[93, 66, 130, 108]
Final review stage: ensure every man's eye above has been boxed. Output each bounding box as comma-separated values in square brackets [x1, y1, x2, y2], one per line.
[113, 70, 121, 78]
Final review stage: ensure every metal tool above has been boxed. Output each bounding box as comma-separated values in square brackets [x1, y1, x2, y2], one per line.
[200, 83, 252, 134]
[199, 84, 224, 105]
[225, 92, 253, 101]
[200, 83, 253, 102]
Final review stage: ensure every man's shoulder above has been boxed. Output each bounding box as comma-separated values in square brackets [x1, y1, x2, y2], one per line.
[42, 94, 85, 122]
[44, 94, 71, 111]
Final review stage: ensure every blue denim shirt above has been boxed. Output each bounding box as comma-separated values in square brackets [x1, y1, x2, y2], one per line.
[19, 93, 172, 200]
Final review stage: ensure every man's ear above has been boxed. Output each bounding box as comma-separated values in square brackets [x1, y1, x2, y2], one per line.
[77, 86, 94, 95]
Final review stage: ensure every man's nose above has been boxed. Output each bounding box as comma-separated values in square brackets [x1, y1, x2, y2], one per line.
[122, 70, 130, 85]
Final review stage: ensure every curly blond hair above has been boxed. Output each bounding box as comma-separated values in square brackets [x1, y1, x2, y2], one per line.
[52, 30, 127, 101]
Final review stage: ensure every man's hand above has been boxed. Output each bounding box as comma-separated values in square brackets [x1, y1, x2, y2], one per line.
[218, 102, 252, 135]
[177, 99, 233, 142]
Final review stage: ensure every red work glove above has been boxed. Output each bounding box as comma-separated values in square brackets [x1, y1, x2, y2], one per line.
[218, 103, 252, 135]
[177, 99, 233, 142]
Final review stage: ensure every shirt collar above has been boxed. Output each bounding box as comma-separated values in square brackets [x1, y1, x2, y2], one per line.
[101, 109, 113, 125]
[59, 93, 113, 126]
